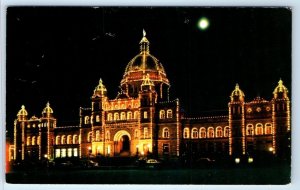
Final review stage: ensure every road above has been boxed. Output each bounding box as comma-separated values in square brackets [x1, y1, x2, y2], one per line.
[6, 165, 290, 184]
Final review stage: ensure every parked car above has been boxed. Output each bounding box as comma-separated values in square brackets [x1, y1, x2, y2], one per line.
[145, 159, 162, 168]
[80, 160, 99, 169]
[193, 157, 216, 168]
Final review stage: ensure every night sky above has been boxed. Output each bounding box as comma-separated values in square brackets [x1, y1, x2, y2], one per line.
[6, 7, 291, 136]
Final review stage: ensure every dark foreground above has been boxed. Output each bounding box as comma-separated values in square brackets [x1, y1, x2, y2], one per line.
[6, 164, 290, 184]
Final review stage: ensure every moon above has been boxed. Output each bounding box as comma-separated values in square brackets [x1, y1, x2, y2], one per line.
[198, 17, 209, 30]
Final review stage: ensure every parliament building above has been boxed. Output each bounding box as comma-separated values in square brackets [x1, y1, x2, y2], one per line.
[12, 31, 291, 162]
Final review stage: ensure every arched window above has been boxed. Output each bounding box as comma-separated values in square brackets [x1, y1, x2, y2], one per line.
[114, 113, 119, 120]
[84, 116, 90, 124]
[183, 128, 189, 138]
[207, 127, 214, 138]
[127, 112, 132, 120]
[134, 111, 139, 119]
[67, 135, 72, 144]
[95, 130, 100, 141]
[121, 112, 126, 120]
[107, 113, 113, 121]
[56, 136, 61, 145]
[191, 128, 198, 139]
[246, 124, 254, 136]
[32, 136, 36, 145]
[144, 111, 148, 119]
[27, 136, 31, 146]
[224, 126, 230, 137]
[61, 135, 66, 144]
[216, 127, 223, 138]
[159, 110, 165, 119]
[163, 127, 169, 138]
[73, 135, 78, 144]
[256, 123, 264, 135]
[37, 136, 40, 145]
[167, 109, 173, 118]
[96, 115, 100, 122]
[87, 132, 92, 142]
[105, 131, 110, 141]
[200, 127, 206, 138]
[265, 123, 272, 134]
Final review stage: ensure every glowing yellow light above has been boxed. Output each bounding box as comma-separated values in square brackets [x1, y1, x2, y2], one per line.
[269, 147, 274, 152]
[198, 17, 209, 30]
[248, 157, 253, 163]
[235, 158, 240, 164]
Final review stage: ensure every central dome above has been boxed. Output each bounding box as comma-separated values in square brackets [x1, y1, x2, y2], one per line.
[120, 30, 170, 100]
[124, 53, 166, 75]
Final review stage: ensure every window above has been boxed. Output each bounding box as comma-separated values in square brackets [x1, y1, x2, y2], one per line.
[207, 127, 214, 138]
[183, 128, 189, 138]
[61, 135, 66, 144]
[27, 136, 31, 146]
[73, 135, 78, 144]
[67, 148, 72, 157]
[265, 123, 272, 134]
[163, 127, 169, 138]
[96, 115, 100, 122]
[107, 113, 113, 121]
[37, 136, 40, 145]
[84, 116, 90, 124]
[32, 136, 36, 145]
[224, 126, 230, 137]
[159, 110, 165, 119]
[216, 127, 223, 138]
[56, 136, 61, 145]
[95, 130, 100, 141]
[256, 123, 263, 135]
[87, 132, 92, 142]
[121, 112, 126, 120]
[144, 111, 148, 119]
[191, 128, 198, 139]
[246, 124, 254, 136]
[200, 127, 206, 138]
[127, 112, 132, 120]
[61, 149, 66, 158]
[73, 148, 78, 157]
[55, 149, 61, 158]
[167, 109, 173, 118]
[144, 127, 148, 138]
[134, 111, 139, 119]
[163, 144, 170, 155]
[67, 135, 72, 144]
[105, 131, 110, 141]
[114, 113, 119, 120]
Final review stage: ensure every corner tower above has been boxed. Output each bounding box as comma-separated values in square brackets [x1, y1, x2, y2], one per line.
[229, 84, 246, 156]
[120, 30, 170, 100]
[272, 79, 290, 157]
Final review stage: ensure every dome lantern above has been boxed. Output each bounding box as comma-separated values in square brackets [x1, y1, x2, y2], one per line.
[273, 79, 289, 99]
[93, 78, 107, 97]
[17, 105, 28, 119]
[140, 29, 150, 54]
[230, 83, 245, 102]
[42, 102, 54, 117]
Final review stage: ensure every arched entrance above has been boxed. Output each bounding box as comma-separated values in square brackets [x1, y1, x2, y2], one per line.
[114, 130, 131, 156]
[120, 135, 130, 152]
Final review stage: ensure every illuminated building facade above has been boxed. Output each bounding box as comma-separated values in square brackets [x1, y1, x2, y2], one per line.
[12, 31, 291, 161]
